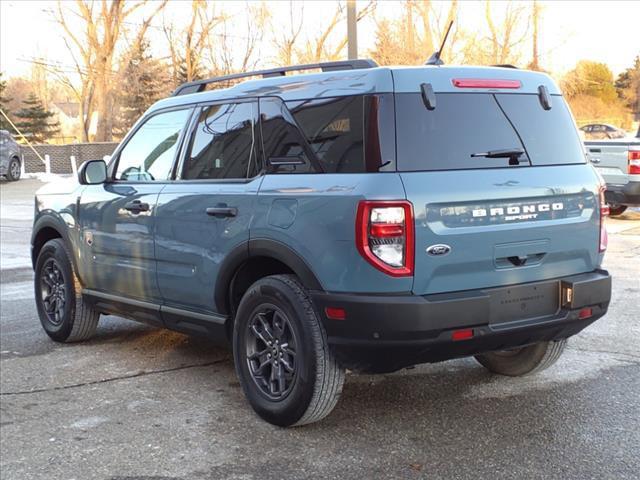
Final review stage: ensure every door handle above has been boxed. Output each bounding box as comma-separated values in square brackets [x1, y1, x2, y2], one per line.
[206, 206, 238, 218]
[124, 200, 150, 213]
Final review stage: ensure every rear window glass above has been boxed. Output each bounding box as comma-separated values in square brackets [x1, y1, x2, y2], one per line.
[495, 94, 585, 166]
[396, 93, 585, 171]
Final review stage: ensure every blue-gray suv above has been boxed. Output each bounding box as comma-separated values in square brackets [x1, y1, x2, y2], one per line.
[31, 60, 612, 426]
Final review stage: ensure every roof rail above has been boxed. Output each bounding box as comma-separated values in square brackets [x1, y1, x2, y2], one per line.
[171, 59, 379, 96]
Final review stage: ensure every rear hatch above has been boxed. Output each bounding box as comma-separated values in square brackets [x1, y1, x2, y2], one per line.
[393, 68, 602, 296]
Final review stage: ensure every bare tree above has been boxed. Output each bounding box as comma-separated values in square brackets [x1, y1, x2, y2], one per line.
[276, 1, 375, 65]
[371, 0, 458, 66]
[164, 0, 224, 86]
[484, 0, 529, 65]
[272, 1, 305, 66]
[54, 0, 166, 141]
[205, 2, 271, 78]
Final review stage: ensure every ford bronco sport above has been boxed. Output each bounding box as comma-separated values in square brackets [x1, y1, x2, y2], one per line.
[32, 59, 612, 427]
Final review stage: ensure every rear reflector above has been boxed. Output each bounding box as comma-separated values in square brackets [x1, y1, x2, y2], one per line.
[452, 328, 474, 341]
[452, 78, 521, 89]
[578, 307, 593, 320]
[325, 307, 346, 320]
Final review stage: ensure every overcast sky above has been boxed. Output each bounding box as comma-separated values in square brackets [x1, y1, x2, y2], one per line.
[1, 0, 639, 81]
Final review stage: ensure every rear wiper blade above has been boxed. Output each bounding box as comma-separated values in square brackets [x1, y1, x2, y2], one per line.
[471, 148, 525, 165]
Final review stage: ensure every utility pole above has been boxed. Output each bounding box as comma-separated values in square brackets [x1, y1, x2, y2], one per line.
[530, 0, 541, 71]
[347, 0, 358, 60]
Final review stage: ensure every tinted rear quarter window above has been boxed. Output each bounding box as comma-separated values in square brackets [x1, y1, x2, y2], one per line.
[287, 96, 366, 173]
[259, 97, 315, 173]
[259, 95, 390, 174]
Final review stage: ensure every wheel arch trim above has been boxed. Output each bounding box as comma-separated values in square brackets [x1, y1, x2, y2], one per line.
[214, 238, 324, 314]
[31, 216, 74, 271]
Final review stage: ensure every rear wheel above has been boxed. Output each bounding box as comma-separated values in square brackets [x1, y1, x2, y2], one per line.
[233, 274, 345, 427]
[7, 158, 21, 181]
[474, 340, 567, 376]
[608, 204, 627, 216]
[34, 239, 100, 342]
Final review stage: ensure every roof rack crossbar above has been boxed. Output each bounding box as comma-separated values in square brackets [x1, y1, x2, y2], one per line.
[171, 59, 379, 96]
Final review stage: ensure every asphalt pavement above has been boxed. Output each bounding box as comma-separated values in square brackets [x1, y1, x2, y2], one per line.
[1, 177, 639, 480]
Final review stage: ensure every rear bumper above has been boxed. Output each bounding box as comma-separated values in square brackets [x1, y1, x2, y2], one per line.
[311, 270, 611, 373]
[605, 181, 640, 206]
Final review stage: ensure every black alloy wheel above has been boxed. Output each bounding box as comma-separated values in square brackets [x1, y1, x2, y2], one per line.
[245, 304, 299, 400]
[39, 258, 67, 326]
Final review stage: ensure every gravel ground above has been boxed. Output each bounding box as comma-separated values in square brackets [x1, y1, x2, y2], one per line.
[1, 178, 639, 480]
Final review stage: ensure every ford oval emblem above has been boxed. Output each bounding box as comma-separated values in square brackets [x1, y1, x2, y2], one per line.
[426, 244, 451, 256]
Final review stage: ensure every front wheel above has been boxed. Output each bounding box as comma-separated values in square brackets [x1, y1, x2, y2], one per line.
[34, 239, 100, 342]
[233, 274, 345, 427]
[474, 340, 567, 376]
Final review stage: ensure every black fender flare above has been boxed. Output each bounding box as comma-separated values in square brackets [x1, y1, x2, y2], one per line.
[214, 238, 323, 314]
[31, 215, 75, 271]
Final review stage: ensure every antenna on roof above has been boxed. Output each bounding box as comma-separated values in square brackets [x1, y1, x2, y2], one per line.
[425, 20, 454, 66]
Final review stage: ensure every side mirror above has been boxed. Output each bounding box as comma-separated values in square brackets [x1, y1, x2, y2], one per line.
[78, 159, 107, 185]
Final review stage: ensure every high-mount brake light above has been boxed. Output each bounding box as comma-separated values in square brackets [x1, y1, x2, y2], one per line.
[452, 78, 522, 89]
[599, 185, 608, 253]
[629, 148, 640, 174]
[356, 201, 414, 277]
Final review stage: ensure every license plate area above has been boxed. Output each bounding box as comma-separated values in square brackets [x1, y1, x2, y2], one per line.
[488, 281, 560, 325]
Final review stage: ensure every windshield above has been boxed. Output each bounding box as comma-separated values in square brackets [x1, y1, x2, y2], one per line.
[396, 93, 586, 171]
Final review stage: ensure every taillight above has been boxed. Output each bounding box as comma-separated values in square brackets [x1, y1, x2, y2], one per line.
[356, 200, 414, 277]
[599, 185, 608, 253]
[452, 78, 521, 89]
[629, 147, 640, 174]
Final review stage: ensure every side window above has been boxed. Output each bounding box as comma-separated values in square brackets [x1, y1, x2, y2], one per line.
[259, 97, 314, 173]
[183, 102, 258, 180]
[115, 109, 191, 181]
[286, 96, 366, 173]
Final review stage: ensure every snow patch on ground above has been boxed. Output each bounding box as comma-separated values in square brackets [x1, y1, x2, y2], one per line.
[24, 173, 68, 183]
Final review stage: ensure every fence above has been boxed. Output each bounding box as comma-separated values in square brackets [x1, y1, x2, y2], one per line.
[21, 142, 118, 174]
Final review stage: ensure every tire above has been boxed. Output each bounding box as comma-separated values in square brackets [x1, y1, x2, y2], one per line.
[7, 157, 21, 181]
[608, 205, 627, 216]
[233, 274, 345, 427]
[474, 339, 567, 377]
[34, 238, 100, 342]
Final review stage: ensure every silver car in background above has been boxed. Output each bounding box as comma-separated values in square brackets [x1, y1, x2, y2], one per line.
[0, 130, 21, 181]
